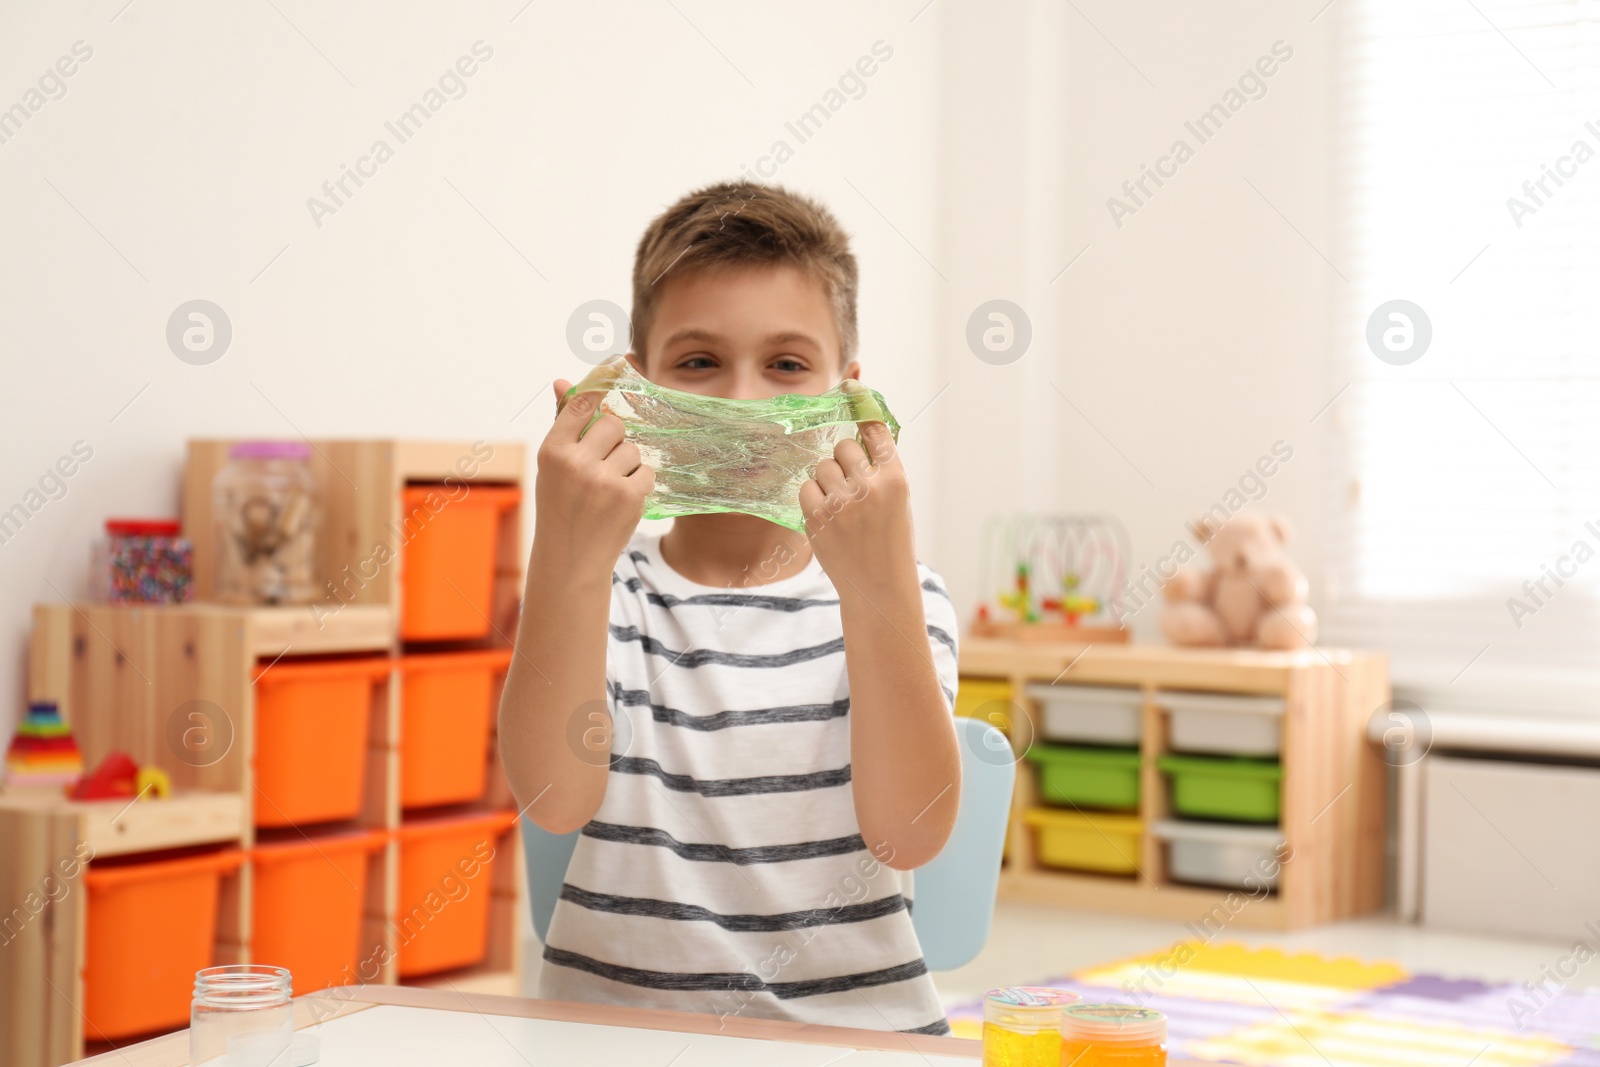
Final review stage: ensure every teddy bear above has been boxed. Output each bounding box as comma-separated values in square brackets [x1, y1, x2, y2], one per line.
[1160, 511, 1317, 650]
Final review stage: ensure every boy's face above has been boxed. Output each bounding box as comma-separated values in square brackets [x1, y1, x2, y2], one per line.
[630, 264, 859, 399]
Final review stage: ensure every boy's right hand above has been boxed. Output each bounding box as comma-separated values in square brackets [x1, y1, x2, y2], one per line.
[532, 377, 655, 580]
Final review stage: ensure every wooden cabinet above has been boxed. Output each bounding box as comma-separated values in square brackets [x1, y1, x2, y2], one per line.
[960, 638, 1389, 930]
[2, 439, 527, 1067]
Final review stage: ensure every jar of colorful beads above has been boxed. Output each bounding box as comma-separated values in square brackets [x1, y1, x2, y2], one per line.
[212, 441, 320, 605]
[983, 987, 1081, 1067]
[89, 519, 194, 603]
[1059, 1004, 1167, 1066]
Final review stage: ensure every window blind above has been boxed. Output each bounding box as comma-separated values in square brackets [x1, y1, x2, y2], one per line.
[1325, 0, 1600, 697]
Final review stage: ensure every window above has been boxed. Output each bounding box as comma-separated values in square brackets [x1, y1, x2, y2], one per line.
[1326, 0, 1600, 695]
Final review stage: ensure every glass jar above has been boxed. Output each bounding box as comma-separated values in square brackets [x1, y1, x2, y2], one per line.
[89, 519, 193, 603]
[213, 442, 319, 605]
[190, 964, 292, 1067]
[1059, 1004, 1167, 1066]
[983, 987, 1081, 1067]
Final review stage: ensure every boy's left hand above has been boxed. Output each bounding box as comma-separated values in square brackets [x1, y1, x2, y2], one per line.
[799, 416, 918, 600]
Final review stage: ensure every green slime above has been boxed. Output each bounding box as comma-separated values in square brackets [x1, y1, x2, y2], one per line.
[564, 356, 900, 531]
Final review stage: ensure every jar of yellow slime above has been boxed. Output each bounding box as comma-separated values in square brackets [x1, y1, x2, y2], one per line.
[1059, 1004, 1167, 1066]
[982, 987, 1081, 1067]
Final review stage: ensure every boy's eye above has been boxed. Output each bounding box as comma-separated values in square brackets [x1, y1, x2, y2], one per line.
[677, 354, 717, 370]
[771, 357, 807, 373]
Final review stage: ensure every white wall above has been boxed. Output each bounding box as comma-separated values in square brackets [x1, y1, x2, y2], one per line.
[0, 0, 1342, 742]
[0, 0, 946, 740]
[931, 0, 1337, 641]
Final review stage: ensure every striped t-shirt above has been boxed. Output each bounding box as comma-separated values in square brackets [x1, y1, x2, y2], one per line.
[535, 527, 961, 1035]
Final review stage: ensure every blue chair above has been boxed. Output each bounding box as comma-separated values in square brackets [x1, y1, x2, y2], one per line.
[521, 715, 1015, 971]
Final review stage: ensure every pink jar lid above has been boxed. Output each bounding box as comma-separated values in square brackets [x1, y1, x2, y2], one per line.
[229, 440, 312, 460]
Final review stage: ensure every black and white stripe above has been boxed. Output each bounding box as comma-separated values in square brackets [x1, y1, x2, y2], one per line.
[557, 883, 909, 931]
[609, 684, 852, 730]
[609, 756, 851, 796]
[543, 946, 931, 1000]
[537, 530, 961, 1036]
[580, 821, 865, 864]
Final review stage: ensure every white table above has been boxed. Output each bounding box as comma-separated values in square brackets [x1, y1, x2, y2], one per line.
[69, 985, 983, 1066]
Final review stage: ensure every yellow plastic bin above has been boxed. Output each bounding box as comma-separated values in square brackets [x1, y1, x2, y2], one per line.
[957, 678, 1017, 862]
[955, 677, 1014, 720]
[1024, 808, 1142, 874]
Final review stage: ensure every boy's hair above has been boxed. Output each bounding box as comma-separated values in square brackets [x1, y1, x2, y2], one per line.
[631, 181, 859, 364]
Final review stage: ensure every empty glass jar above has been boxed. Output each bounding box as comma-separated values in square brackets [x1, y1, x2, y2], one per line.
[190, 964, 292, 1066]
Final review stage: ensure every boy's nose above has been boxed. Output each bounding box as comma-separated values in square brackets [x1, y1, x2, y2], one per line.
[722, 367, 773, 401]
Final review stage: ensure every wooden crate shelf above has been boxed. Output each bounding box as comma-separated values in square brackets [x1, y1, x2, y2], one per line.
[3, 439, 528, 1067]
[181, 439, 524, 647]
[0, 791, 246, 1067]
[962, 637, 1388, 931]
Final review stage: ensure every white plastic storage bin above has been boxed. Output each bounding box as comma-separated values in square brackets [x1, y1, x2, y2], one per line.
[1152, 820, 1285, 891]
[1158, 690, 1284, 756]
[1422, 755, 1600, 941]
[1027, 684, 1142, 746]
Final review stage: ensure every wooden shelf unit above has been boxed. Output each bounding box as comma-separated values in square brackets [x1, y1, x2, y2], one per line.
[4, 439, 529, 1067]
[0, 791, 246, 1067]
[182, 438, 526, 642]
[961, 638, 1388, 931]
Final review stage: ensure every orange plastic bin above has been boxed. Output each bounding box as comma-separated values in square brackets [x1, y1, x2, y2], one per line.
[83, 848, 244, 1039]
[395, 810, 517, 977]
[251, 829, 388, 993]
[253, 656, 391, 828]
[400, 648, 515, 810]
[399, 484, 520, 642]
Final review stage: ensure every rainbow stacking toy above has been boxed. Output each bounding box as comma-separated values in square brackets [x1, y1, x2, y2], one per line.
[3, 700, 84, 794]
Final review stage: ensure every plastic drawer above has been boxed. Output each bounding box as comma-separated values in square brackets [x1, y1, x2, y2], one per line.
[83, 849, 245, 1038]
[1028, 684, 1142, 746]
[955, 677, 1014, 720]
[252, 829, 387, 992]
[1025, 744, 1141, 811]
[1157, 754, 1282, 823]
[1023, 808, 1141, 874]
[395, 810, 516, 977]
[1157, 690, 1284, 756]
[252, 656, 390, 829]
[400, 484, 521, 642]
[400, 648, 514, 809]
[1152, 820, 1284, 890]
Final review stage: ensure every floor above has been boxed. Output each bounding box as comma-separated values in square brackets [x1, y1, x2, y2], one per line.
[522, 901, 1600, 1006]
[931, 901, 1600, 1005]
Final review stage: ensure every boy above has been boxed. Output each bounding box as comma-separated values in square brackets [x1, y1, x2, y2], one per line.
[499, 181, 962, 1035]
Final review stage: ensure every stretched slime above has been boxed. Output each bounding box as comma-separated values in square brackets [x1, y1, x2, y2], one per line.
[563, 356, 900, 531]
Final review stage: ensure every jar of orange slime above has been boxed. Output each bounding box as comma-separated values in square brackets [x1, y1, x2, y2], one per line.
[1059, 1004, 1167, 1066]
[982, 987, 1081, 1067]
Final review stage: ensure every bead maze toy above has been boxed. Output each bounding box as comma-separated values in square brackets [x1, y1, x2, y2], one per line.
[971, 514, 1131, 643]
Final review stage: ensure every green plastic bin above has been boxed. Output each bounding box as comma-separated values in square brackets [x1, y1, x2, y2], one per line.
[1157, 754, 1282, 823]
[1025, 744, 1141, 811]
